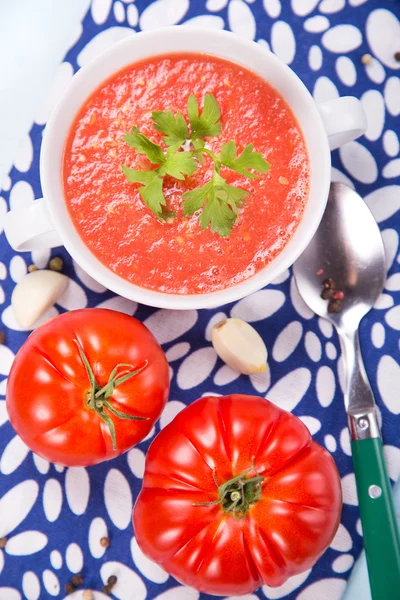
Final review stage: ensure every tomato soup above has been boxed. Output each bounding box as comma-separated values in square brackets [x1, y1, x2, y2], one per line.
[63, 54, 310, 294]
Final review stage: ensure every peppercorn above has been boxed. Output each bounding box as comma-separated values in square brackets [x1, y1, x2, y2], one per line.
[49, 256, 64, 272]
[322, 277, 335, 290]
[321, 288, 334, 300]
[102, 585, 111, 596]
[0, 537, 7, 548]
[332, 290, 344, 300]
[107, 575, 117, 587]
[328, 299, 342, 314]
[394, 51, 400, 62]
[0, 332, 5, 345]
[71, 573, 83, 587]
[100, 536, 110, 548]
[64, 583, 76, 595]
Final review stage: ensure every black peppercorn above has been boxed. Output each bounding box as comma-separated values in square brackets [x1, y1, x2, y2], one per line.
[321, 288, 334, 300]
[328, 299, 342, 314]
[71, 574, 83, 587]
[322, 277, 335, 290]
[64, 583, 76, 595]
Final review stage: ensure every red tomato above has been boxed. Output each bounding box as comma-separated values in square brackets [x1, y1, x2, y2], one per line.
[6, 308, 169, 466]
[134, 394, 342, 596]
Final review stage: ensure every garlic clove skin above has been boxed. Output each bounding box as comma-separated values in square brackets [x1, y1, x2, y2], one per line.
[211, 318, 267, 375]
[11, 270, 69, 329]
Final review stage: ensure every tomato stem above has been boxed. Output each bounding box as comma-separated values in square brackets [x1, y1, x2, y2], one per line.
[74, 339, 149, 450]
[193, 459, 264, 519]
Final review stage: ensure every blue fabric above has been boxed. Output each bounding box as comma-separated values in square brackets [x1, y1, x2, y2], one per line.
[0, 1, 400, 599]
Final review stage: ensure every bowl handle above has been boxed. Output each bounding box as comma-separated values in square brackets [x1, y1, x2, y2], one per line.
[4, 199, 62, 251]
[318, 97, 367, 151]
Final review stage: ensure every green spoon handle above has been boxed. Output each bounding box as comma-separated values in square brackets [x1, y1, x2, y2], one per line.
[340, 329, 400, 598]
[351, 434, 400, 600]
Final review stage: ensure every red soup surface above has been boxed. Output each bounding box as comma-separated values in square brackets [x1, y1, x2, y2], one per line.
[63, 53, 310, 294]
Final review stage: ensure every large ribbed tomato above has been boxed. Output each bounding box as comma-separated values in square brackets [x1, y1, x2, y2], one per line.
[134, 394, 342, 596]
[7, 308, 169, 466]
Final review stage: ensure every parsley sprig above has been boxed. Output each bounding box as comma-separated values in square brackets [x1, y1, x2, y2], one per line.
[121, 94, 270, 236]
[122, 127, 197, 219]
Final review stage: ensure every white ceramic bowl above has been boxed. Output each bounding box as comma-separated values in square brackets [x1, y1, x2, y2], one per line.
[4, 27, 366, 309]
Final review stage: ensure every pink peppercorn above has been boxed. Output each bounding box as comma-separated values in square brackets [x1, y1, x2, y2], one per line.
[333, 291, 344, 300]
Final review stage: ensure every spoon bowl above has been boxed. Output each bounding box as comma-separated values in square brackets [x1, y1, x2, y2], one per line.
[293, 182, 385, 332]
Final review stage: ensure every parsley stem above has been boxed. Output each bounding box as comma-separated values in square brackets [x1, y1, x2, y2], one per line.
[195, 147, 220, 163]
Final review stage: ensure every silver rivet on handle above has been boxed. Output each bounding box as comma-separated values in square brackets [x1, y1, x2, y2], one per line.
[368, 485, 382, 499]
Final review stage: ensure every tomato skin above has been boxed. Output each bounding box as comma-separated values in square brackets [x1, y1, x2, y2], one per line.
[6, 308, 169, 466]
[133, 395, 342, 596]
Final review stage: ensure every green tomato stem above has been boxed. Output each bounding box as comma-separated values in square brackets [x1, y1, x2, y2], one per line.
[193, 460, 264, 519]
[73, 340, 149, 450]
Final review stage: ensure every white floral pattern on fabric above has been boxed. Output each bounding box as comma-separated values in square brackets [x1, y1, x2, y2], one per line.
[0, 1, 399, 599]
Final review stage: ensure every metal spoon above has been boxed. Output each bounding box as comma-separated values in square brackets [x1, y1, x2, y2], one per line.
[293, 182, 400, 600]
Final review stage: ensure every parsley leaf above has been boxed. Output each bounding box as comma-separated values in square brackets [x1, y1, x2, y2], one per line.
[182, 181, 213, 215]
[158, 148, 197, 180]
[121, 165, 157, 185]
[182, 170, 248, 237]
[140, 174, 167, 217]
[152, 110, 189, 146]
[219, 141, 270, 179]
[187, 94, 222, 140]
[123, 127, 165, 164]
[187, 94, 199, 127]
[199, 195, 235, 237]
[121, 165, 166, 217]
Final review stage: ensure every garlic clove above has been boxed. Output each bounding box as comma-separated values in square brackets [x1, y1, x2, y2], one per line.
[211, 318, 267, 375]
[11, 269, 69, 329]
